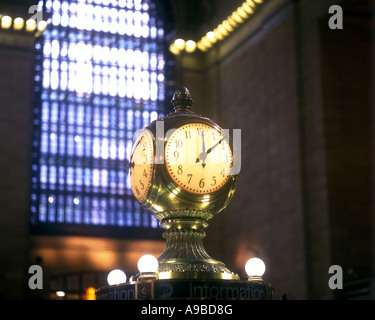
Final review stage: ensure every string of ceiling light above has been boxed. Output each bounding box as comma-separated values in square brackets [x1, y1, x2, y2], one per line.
[0, 14, 47, 34]
[0, 0, 263, 51]
[169, 0, 264, 55]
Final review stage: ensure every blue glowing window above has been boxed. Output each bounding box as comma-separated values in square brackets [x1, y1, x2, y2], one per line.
[31, 0, 174, 236]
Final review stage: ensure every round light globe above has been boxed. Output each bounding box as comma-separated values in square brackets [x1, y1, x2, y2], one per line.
[107, 269, 127, 285]
[245, 258, 266, 277]
[137, 254, 159, 274]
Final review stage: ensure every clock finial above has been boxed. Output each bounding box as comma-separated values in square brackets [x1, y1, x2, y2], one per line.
[171, 86, 194, 111]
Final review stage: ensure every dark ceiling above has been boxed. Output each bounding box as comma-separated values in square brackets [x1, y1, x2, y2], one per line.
[0, 0, 224, 40]
[4, 0, 374, 43]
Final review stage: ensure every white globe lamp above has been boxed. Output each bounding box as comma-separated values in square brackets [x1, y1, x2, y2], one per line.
[137, 254, 159, 280]
[107, 269, 127, 286]
[245, 258, 266, 282]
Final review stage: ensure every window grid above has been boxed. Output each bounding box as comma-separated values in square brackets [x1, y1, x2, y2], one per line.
[31, 0, 173, 236]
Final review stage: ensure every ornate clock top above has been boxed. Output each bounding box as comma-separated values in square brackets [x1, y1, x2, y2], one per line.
[171, 86, 194, 111]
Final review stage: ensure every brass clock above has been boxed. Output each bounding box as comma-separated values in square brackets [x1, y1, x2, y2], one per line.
[129, 86, 239, 280]
[165, 122, 232, 194]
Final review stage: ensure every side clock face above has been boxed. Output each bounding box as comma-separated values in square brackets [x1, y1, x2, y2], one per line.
[130, 130, 154, 201]
[165, 123, 233, 194]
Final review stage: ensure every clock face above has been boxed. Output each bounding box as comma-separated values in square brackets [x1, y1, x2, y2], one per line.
[165, 123, 232, 194]
[130, 130, 154, 201]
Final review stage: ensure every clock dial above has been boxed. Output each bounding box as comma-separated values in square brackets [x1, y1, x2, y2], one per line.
[130, 130, 154, 201]
[165, 123, 232, 194]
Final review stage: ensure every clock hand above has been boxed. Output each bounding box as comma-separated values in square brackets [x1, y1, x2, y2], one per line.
[195, 134, 200, 164]
[196, 154, 207, 168]
[201, 131, 206, 154]
[199, 131, 207, 168]
[135, 135, 145, 148]
[206, 137, 225, 155]
[197, 137, 225, 168]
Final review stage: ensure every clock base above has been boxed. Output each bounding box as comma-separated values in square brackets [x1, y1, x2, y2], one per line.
[157, 218, 239, 280]
[96, 278, 274, 300]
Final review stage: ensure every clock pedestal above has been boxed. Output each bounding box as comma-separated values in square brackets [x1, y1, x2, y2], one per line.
[157, 217, 238, 280]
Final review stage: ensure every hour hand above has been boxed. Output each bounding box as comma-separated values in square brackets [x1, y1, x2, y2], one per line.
[195, 135, 202, 164]
[196, 152, 207, 168]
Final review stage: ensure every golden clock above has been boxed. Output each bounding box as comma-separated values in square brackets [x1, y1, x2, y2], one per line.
[129, 129, 154, 202]
[165, 123, 232, 194]
[129, 86, 239, 280]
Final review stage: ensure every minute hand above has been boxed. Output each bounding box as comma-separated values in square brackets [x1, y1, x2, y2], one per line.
[206, 138, 225, 155]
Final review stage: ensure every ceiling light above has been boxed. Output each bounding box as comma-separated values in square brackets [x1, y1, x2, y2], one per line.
[37, 20, 47, 32]
[232, 11, 244, 24]
[227, 16, 238, 27]
[206, 31, 217, 43]
[213, 28, 224, 40]
[1, 16, 12, 29]
[201, 36, 212, 47]
[222, 20, 233, 32]
[197, 42, 208, 52]
[25, 19, 37, 32]
[247, 0, 256, 7]
[237, 7, 248, 19]
[218, 24, 229, 36]
[242, 2, 254, 14]
[169, 43, 180, 55]
[13, 17, 24, 30]
[174, 38, 186, 50]
[168, 0, 264, 54]
[185, 40, 196, 53]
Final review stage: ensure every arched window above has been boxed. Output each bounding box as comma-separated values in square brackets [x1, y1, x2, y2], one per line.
[30, 0, 174, 237]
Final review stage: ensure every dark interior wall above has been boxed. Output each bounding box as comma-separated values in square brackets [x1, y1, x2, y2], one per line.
[181, 0, 310, 299]
[320, 6, 373, 283]
[214, 5, 307, 299]
[179, 0, 375, 299]
[0, 33, 35, 299]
